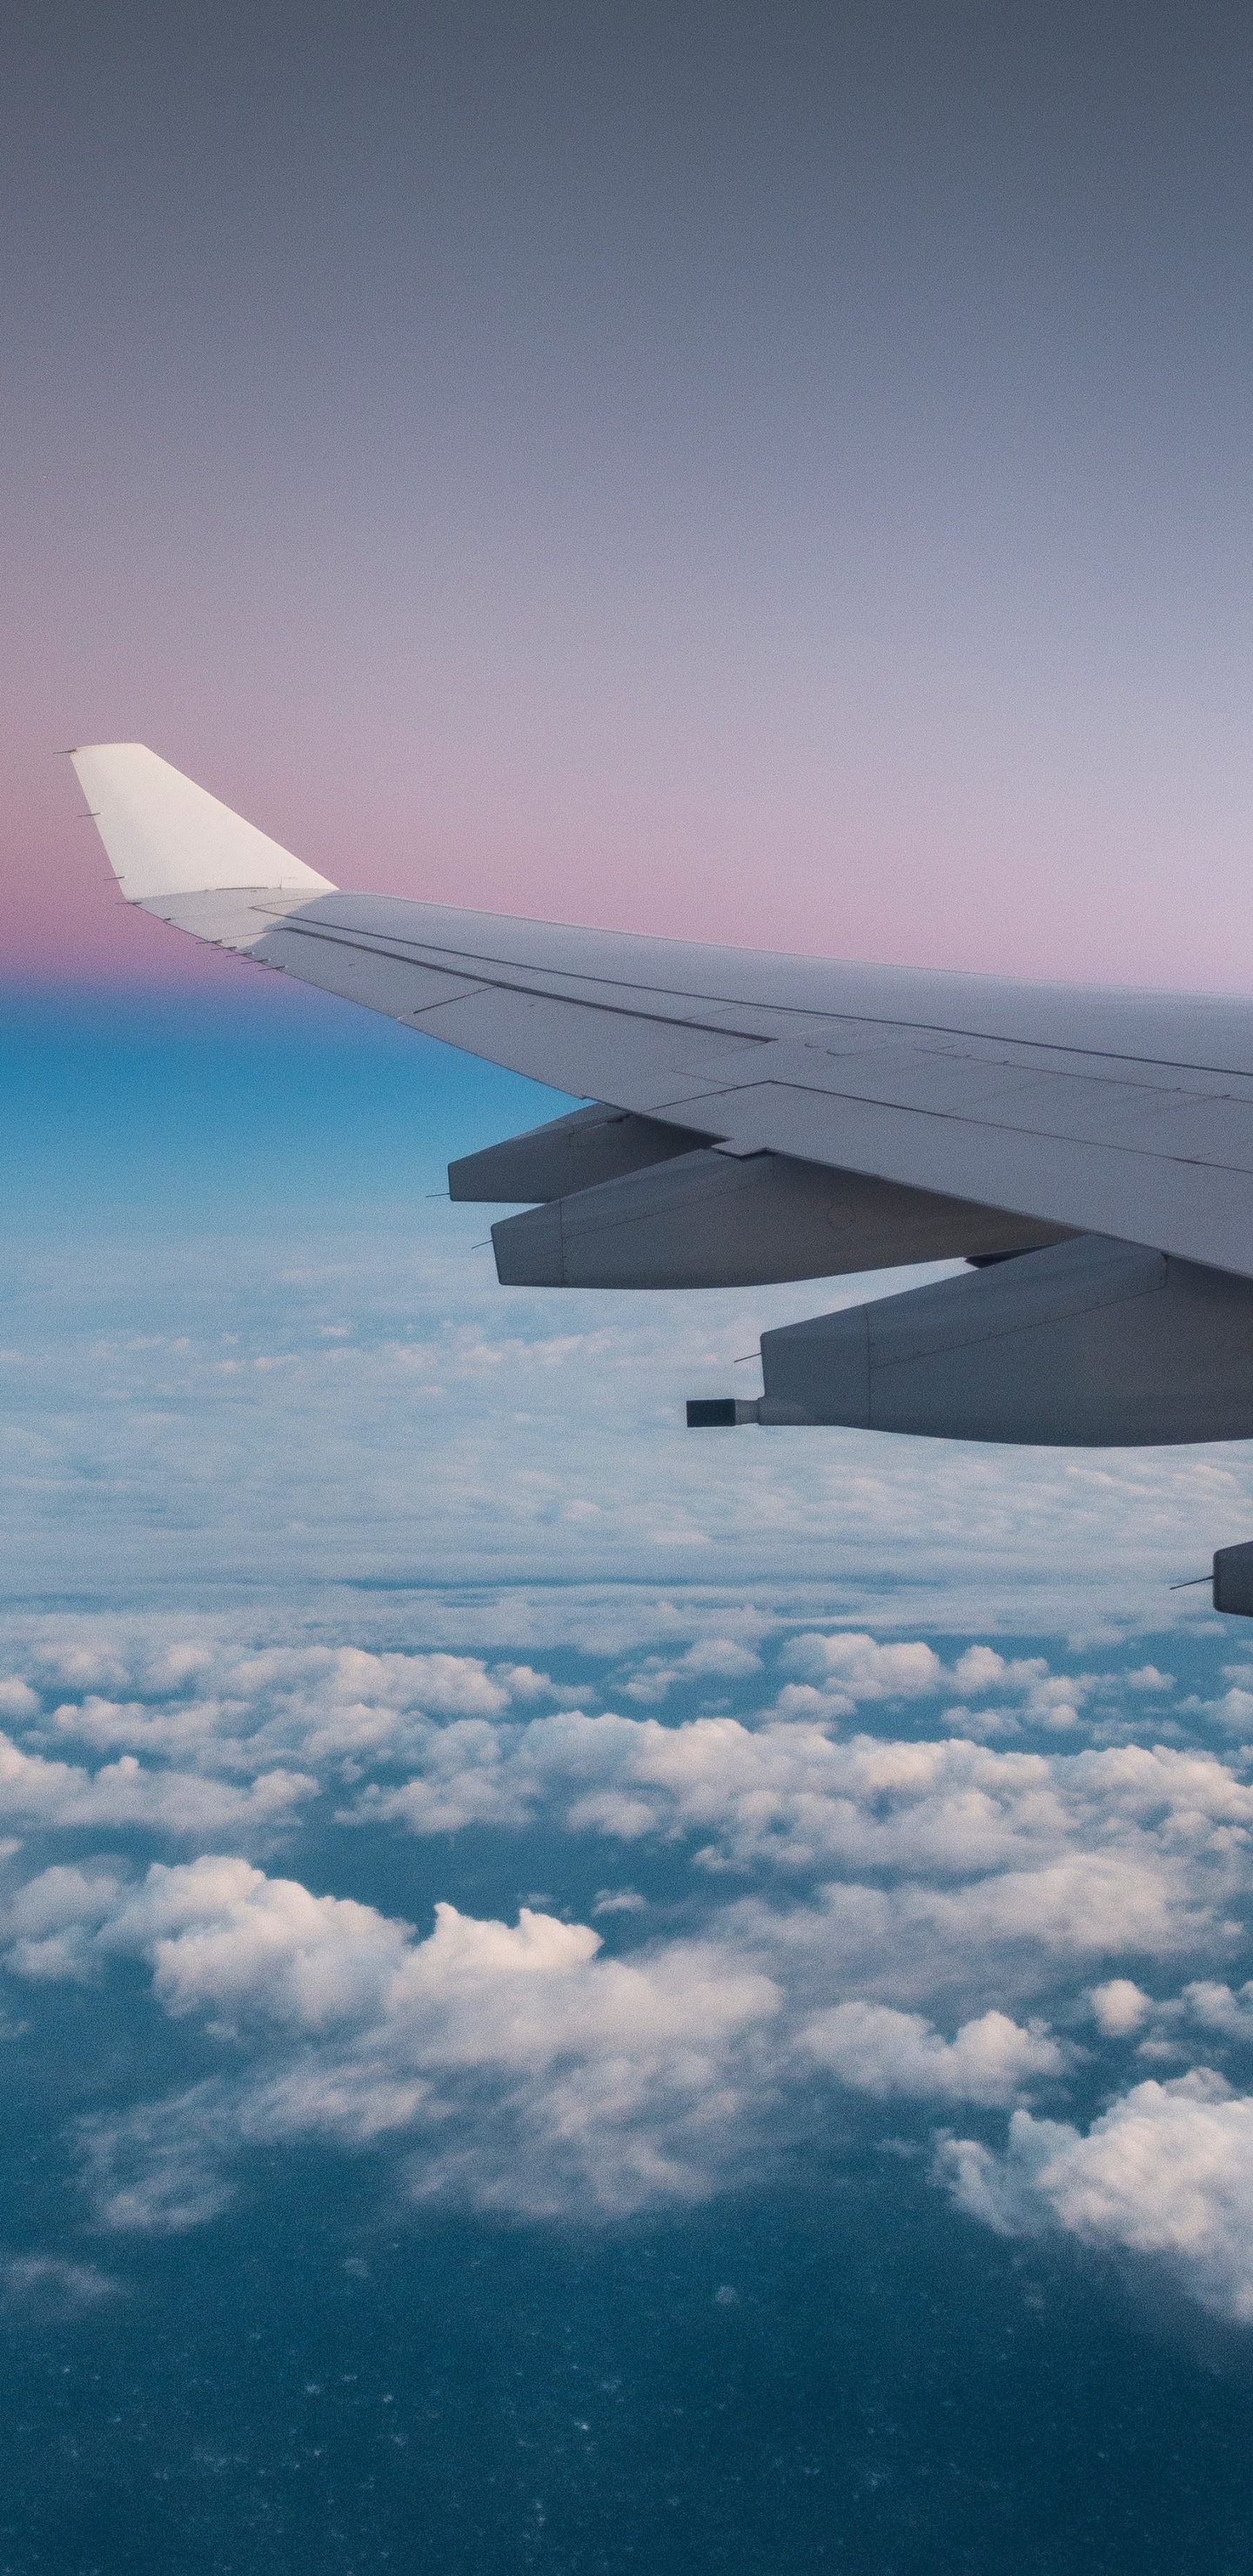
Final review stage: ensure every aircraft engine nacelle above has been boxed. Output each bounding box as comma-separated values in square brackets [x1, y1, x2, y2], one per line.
[747, 1234, 1253, 1446]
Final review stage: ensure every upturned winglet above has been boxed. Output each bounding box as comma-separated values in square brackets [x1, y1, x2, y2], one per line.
[70, 743, 337, 901]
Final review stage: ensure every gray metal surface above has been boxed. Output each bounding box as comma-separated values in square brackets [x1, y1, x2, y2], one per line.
[142, 884, 1253, 1284]
[448, 1106, 707, 1204]
[1214, 1542, 1253, 1614]
[757, 1236, 1253, 1446]
[70, 743, 1253, 1452]
[491, 1148, 1069, 1289]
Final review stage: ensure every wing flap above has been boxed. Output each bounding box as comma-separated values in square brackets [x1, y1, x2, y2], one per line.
[660, 1078, 1253, 1279]
[448, 1107, 708, 1204]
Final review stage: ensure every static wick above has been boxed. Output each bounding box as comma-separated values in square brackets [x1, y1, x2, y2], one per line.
[1169, 1573, 1211, 1591]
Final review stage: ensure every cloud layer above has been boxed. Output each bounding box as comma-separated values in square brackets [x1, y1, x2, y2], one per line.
[3, 1600, 1253, 2318]
[5, 1195, 1251, 1631]
[13, 1852, 1056, 2226]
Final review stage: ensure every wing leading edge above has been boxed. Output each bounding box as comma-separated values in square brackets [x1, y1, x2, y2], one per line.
[71, 743, 1253, 1447]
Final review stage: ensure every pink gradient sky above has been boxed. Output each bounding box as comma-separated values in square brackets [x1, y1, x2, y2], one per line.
[4, 4, 1251, 997]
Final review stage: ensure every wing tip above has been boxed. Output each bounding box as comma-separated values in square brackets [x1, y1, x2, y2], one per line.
[69, 742, 337, 901]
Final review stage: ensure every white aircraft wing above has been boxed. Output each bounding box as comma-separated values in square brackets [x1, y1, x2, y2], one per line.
[70, 742, 1253, 1448]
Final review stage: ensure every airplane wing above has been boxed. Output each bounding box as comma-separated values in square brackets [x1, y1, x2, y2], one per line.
[70, 742, 1253, 1448]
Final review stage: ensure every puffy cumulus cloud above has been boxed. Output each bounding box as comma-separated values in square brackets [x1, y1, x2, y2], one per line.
[937, 2074, 1253, 2325]
[773, 1637, 1114, 1736]
[27, 1640, 569, 1786]
[226, 1645, 519, 1731]
[1182, 1979, 1253, 2039]
[3, 1604, 1253, 2320]
[775, 1632, 945, 1716]
[1207, 1686, 1253, 1735]
[354, 1721, 1253, 1998]
[728, 1851, 1223, 2038]
[949, 1647, 1101, 1715]
[680, 1639, 763, 1680]
[1089, 1979, 1155, 2036]
[0, 1734, 313, 1845]
[31, 1859, 782, 2223]
[0, 1618, 1182, 1841]
[622, 1637, 763, 1705]
[111, 1859, 417, 2035]
[30, 1641, 131, 1692]
[797, 2003, 1064, 2106]
[3, 1862, 132, 1982]
[15, 1615, 1132, 1781]
[3, 1855, 1080, 2231]
[943, 1650, 1106, 1738]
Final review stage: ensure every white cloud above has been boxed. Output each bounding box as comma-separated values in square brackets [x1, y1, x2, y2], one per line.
[17, 1858, 783, 2220]
[111, 1857, 416, 2033]
[3, 1851, 1096, 2231]
[3, 1862, 129, 1982]
[37, 1642, 563, 1782]
[1210, 1687, 1253, 1734]
[773, 1636, 1109, 1735]
[777, 1632, 945, 1713]
[798, 2002, 1064, 2105]
[1089, 1979, 1154, 2036]
[938, 2074, 1253, 2325]
[0, 1599, 1250, 2321]
[0, 1733, 314, 1841]
[78, 2085, 241, 2235]
[952, 1645, 1014, 1694]
[621, 1636, 763, 1704]
[351, 1720, 1253, 2017]
[0, 1620, 1172, 1849]
[32, 1642, 131, 1691]
[1183, 1979, 1253, 2039]
[680, 1638, 763, 1680]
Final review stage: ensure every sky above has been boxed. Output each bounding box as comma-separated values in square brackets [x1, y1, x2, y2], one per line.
[7, 0, 1253, 988]
[6, 5, 1253, 2572]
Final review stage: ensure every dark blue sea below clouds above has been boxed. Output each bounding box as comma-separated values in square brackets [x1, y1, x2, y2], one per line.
[1, 2114, 1251, 2576]
[0, 1753, 1250, 2576]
